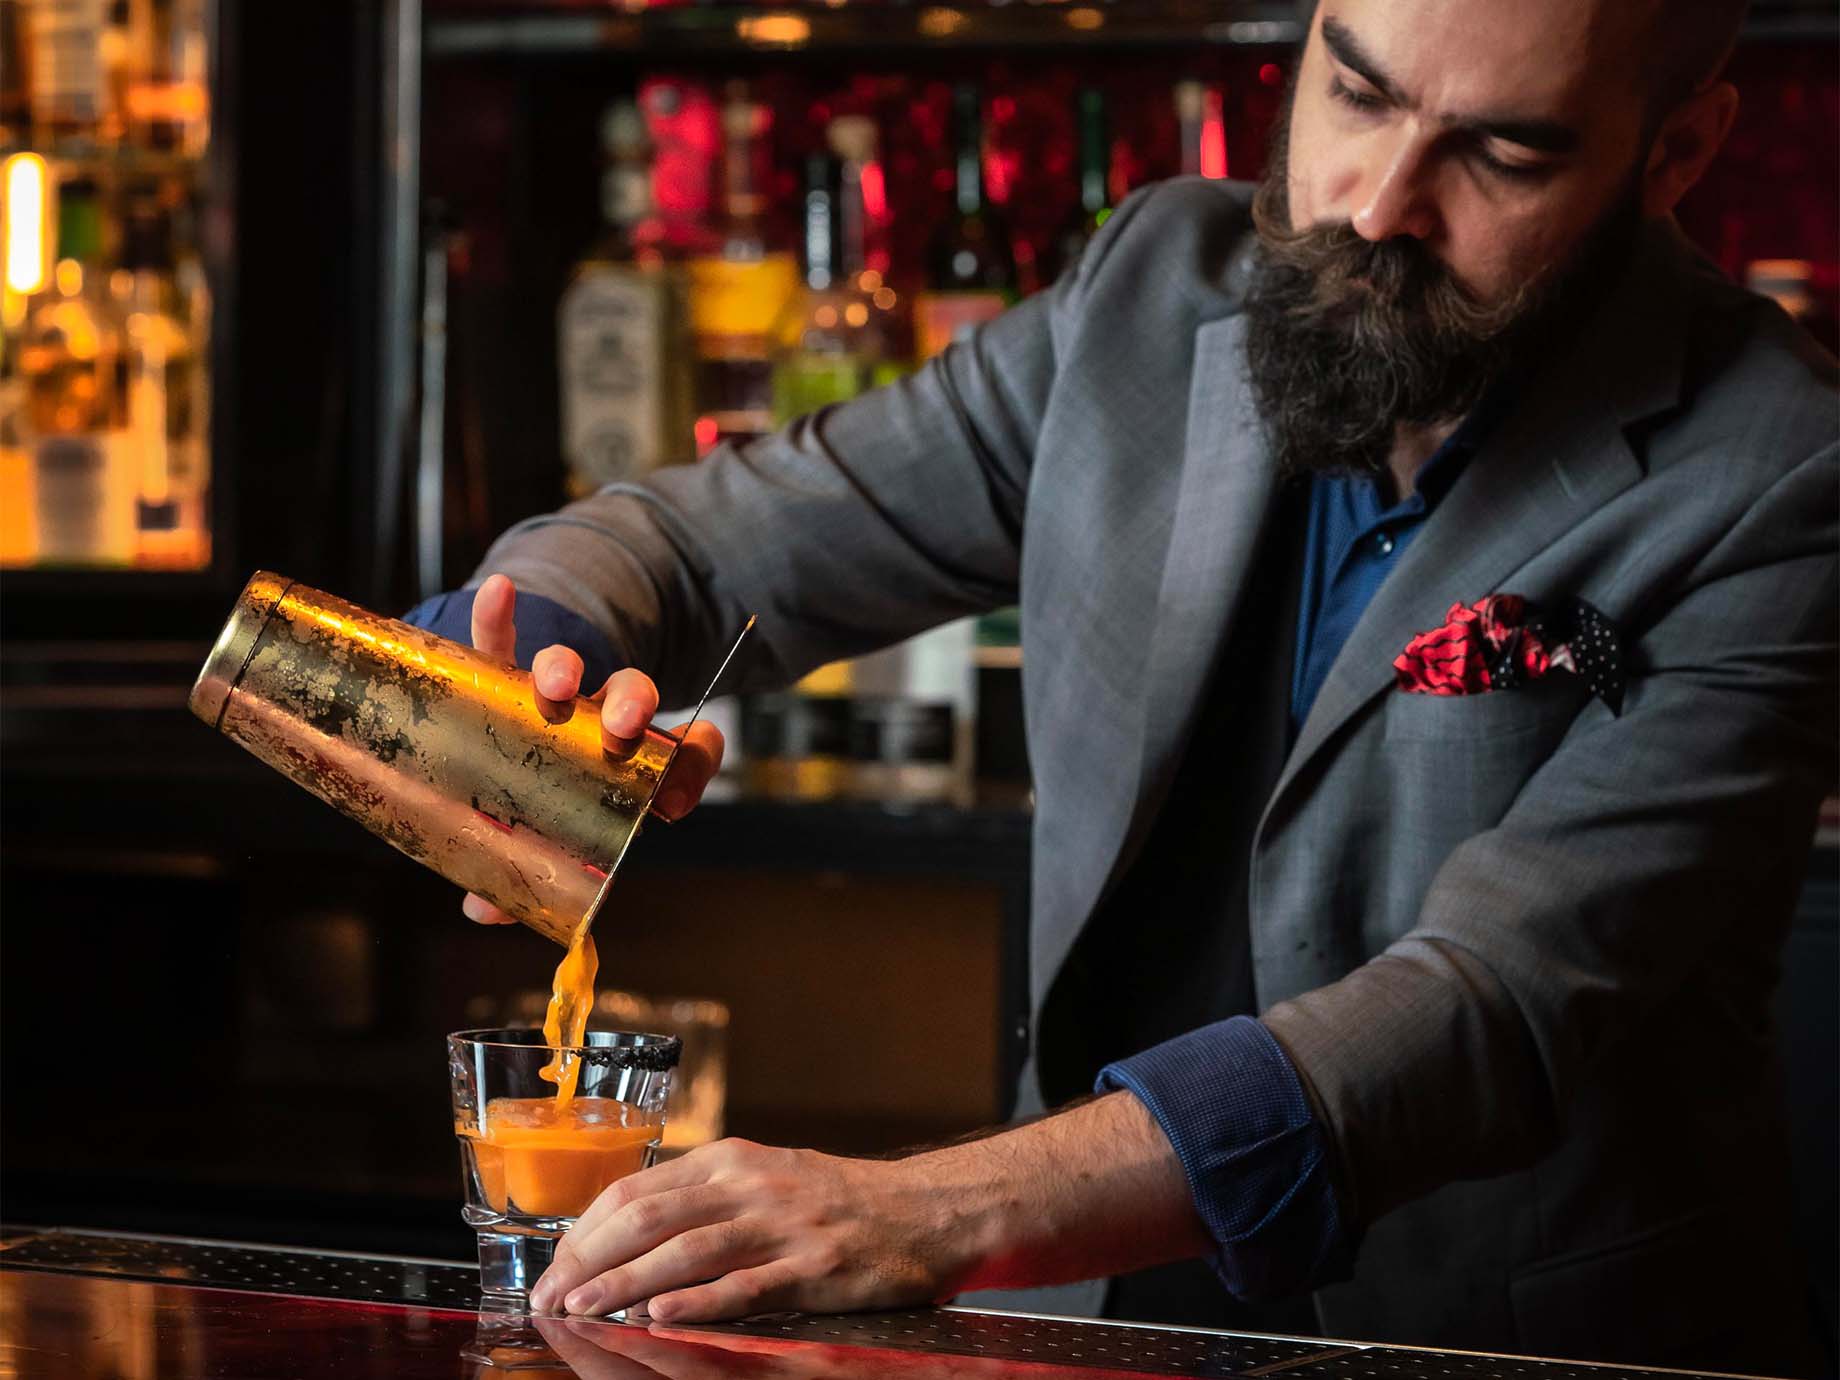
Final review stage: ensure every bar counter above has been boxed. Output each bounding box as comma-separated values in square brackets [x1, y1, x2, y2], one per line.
[0, 1227, 1754, 1379]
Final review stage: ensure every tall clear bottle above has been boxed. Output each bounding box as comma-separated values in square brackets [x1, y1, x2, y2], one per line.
[686, 83, 798, 452]
[19, 178, 136, 565]
[1045, 88, 1114, 285]
[115, 194, 203, 566]
[770, 145, 888, 426]
[913, 83, 1014, 363]
[558, 100, 694, 498]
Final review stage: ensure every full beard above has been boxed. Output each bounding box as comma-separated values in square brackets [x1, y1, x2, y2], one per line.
[1243, 109, 1641, 479]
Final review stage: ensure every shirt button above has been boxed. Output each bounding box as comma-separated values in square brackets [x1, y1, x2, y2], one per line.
[1375, 531, 1396, 556]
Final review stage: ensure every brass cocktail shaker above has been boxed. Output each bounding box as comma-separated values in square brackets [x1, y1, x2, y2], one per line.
[190, 571, 678, 945]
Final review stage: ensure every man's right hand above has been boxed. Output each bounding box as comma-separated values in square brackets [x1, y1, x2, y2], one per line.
[461, 573, 725, 926]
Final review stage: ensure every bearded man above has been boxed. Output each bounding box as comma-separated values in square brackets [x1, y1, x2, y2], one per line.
[405, 0, 1838, 1371]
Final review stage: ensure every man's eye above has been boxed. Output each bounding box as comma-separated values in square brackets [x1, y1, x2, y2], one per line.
[1473, 146, 1553, 183]
[1329, 76, 1386, 113]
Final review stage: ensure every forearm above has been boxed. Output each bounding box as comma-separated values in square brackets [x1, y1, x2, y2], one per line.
[910, 1090, 1211, 1295]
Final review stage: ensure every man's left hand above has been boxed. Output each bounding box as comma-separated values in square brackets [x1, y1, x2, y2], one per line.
[526, 1138, 970, 1322]
[527, 1091, 1210, 1322]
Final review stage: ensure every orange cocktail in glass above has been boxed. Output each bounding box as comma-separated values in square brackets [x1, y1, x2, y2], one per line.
[448, 1029, 680, 1296]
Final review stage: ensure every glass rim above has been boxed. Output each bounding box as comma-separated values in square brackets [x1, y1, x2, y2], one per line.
[447, 1027, 682, 1071]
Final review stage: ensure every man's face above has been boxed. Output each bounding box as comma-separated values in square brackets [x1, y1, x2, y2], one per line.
[1244, 0, 1660, 477]
[1283, 0, 1651, 309]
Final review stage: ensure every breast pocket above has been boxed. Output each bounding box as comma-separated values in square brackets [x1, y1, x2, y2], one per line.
[1370, 675, 1595, 946]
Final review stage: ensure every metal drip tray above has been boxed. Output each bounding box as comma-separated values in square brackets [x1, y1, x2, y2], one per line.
[692, 1308, 1719, 1379]
[0, 1226, 483, 1311]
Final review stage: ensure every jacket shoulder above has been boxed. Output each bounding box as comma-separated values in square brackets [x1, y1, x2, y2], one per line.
[1662, 242, 1839, 476]
[1070, 175, 1261, 320]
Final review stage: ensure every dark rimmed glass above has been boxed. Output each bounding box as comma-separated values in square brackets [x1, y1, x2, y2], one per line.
[448, 1028, 680, 1296]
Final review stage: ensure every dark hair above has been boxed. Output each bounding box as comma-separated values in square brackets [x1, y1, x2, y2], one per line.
[1645, 0, 1749, 118]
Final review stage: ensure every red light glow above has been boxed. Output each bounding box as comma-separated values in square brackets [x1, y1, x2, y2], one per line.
[1200, 88, 1229, 180]
[860, 159, 887, 222]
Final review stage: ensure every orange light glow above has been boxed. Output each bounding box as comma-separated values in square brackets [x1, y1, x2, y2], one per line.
[918, 7, 967, 38]
[694, 416, 720, 456]
[736, 13, 811, 47]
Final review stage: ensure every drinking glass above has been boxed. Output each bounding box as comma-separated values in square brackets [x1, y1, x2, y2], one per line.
[448, 1028, 680, 1296]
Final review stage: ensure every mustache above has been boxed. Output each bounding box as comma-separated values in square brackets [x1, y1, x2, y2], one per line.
[1249, 178, 1532, 348]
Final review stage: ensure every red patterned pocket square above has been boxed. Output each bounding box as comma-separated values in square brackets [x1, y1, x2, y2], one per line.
[1394, 594, 1625, 714]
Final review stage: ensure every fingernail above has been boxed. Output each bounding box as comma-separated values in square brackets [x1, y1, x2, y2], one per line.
[611, 699, 645, 737]
[462, 895, 484, 922]
[648, 1298, 676, 1321]
[565, 1283, 604, 1315]
[653, 789, 687, 819]
[529, 1280, 554, 1310]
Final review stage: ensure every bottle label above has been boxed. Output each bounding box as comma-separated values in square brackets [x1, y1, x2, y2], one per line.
[687, 254, 798, 340]
[913, 292, 1008, 362]
[30, 0, 104, 125]
[35, 431, 135, 563]
[559, 268, 669, 489]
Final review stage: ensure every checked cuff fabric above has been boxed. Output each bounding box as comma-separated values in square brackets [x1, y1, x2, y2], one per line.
[1097, 1015, 1355, 1303]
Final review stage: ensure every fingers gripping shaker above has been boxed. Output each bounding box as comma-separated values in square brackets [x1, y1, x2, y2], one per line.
[189, 571, 742, 944]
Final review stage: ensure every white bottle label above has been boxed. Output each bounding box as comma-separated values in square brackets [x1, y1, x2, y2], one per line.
[559, 268, 666, 491]
[35, 432, 135, 563]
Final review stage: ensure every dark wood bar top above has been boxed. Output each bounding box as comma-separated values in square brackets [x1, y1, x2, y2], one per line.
[0, 1228, 1760, 1380]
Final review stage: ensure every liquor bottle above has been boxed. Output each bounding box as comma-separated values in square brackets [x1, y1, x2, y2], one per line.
[558, 100, 693, 498]
[19, 178, 137, 565]
[114, 194, 203, 566]
[686, 83, 798, 452]
[828, 112, 909, 388]
[913, 83, 1014, 363]
[770, 145, 887, 425]
[1175, 80, 1228, 180]
[1045, 87, 1113, 285]
[27, 0, 107, 143]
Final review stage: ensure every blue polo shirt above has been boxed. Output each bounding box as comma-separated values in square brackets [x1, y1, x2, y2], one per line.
[401, 412, 1492, 1306]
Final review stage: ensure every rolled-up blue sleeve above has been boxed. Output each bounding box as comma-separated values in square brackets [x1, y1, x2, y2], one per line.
[1096, 1015, 1356, 1302]
[401, 590, 620, 692]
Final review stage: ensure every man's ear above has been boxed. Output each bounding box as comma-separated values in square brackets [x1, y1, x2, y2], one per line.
[1641, 81, 1740, 218]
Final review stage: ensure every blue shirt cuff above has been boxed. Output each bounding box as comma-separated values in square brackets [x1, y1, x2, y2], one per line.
[1096, 1015, 1355, 1302]
[400, 589, 620, 692]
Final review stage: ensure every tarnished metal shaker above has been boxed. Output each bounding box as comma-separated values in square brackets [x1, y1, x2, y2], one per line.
[189, 570, 678, 945]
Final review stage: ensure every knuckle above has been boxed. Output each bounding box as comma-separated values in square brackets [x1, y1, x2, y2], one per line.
[626, 1197, 664, 1237]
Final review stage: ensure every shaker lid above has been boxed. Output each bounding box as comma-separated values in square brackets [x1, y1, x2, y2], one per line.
[189, 571, 295, 730]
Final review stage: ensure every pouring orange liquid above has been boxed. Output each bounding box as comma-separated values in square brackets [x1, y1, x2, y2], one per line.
[539, 926, 599, 1106]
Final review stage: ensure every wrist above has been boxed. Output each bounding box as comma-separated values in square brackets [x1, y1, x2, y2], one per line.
[892, 1140, 1025, 1297]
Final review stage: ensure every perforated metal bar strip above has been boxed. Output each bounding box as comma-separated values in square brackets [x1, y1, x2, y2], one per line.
[683, 1307, 1734, 1379]
[0, 1226, 483, 1312]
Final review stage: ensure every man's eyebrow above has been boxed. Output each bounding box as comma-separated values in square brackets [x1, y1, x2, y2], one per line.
[1320, 14, 1582, 156]
[1455, 116, 1581, 155]
[1321, 16, 1403, 104]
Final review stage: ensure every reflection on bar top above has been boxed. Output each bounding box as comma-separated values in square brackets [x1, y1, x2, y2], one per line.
[0, 1227, 1751, 1380]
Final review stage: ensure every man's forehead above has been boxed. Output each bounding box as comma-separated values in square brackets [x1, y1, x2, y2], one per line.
[1314, 0, 1652, 130]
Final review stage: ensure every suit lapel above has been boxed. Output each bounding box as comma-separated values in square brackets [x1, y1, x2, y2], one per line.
[1263, 217, 1694, 817]
[1122, 312, 1283, 860]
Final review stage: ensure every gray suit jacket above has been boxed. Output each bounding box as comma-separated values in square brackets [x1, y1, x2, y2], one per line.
[466, 179, 1839, 1369]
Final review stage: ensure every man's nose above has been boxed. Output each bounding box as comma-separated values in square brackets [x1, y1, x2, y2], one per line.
[1350, 133, 1438, 243]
